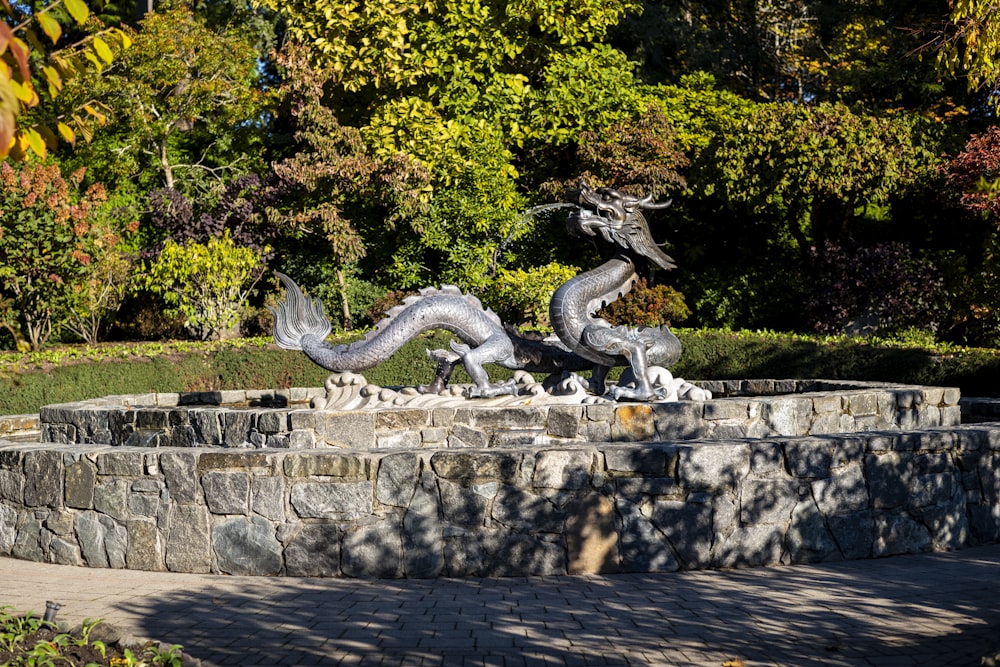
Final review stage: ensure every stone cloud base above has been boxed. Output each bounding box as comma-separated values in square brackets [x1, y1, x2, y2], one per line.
[2, 415, 999, 578]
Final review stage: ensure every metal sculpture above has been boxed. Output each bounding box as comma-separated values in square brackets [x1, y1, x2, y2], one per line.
[271, 180, 683, 402]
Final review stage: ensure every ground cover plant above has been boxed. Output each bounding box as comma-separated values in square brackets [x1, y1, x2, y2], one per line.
[0, 606, 183, 667]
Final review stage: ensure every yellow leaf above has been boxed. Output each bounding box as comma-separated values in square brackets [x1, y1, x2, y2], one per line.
[40, 66, 62, 100]
[10, 79, 38, 107]
[116, 28, 132, 50]
[92, 36, 113, 63]
[82, 103, 106, 126]
[83, 50, 103, 73]
[24, 127, 46, 158]
[56, 121, 75, 145]
[37, 12, 62, 44]
[35, 124, 57, 150]
[63, 0, 90, 25]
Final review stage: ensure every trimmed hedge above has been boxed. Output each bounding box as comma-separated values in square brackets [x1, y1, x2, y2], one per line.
[0, 329, 997, 415]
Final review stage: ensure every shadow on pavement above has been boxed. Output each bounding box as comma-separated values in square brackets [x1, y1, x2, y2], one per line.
[123, 547, 1000, 667]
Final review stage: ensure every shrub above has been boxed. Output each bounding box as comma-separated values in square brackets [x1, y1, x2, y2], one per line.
[144, 231, 267, 341]
[598, 277, 690, 328]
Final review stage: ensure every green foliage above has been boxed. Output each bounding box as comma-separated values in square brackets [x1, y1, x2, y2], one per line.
[691, 101, 941, 254]
[387, 128, 529, 291]
[598, 278, 690, 328]
[144, 232, 265, 341]
[483, 261, 579, 329]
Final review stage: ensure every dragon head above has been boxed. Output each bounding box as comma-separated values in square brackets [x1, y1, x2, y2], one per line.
[566, 180, 677, 271]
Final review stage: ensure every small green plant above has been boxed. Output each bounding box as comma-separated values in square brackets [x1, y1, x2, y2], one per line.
[144, 230, 267, 341]
[142, 643, 184, 667]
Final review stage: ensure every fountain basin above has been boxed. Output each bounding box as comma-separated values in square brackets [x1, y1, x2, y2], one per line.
[1, 379, 997, 578]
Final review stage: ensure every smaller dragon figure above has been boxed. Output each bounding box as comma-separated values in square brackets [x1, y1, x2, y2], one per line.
[271, 180, 684, 402]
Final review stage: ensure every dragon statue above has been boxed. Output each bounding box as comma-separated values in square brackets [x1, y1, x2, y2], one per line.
[271, 181, 684, 402]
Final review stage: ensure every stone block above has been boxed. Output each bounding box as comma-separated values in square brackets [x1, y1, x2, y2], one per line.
[94, 479, 128, 521]
[546, 406, 583, 439]
[847, 393, 879, 417]
[402, 486, 444, 578]
[713, 524, 783, 568]
[784, 439, 833, 479]
[481, 532, 566, 577]
[165, 505, 211, 573]
[865, 453, 911, 509]
[65, 459, 96, 509]
[532, 449, 593, 489]
[677, 443, 750, 490]
[376, 430, 423, 448]
[612, 405, 655, 441]
[376, 409, 429, 430]
[472, 407, 545, 430]
[749, 441, 786, 476]
[766, 398, 813, 436]
[827, 510, 872, 560]
[126, 518, 163, 571]
[97, 451, 143, 476]
[492, 485, 564, 532]
[256, 411, 286, 434]
[283, 523, 341, 577]
[290, 481, 373, 520]
[566, 494, 619, 575]
[740, 479, 799, 525]
[438, 479, 489, 527]
[202, 471, 249, 515]
[652, 499, 713, 568]
[615, 477, 681, 499]
[447, 424, 488, 448]
[23, 450, 62, 508]
[323, 412, 376, 448]
[704, 400, 748, 421]
[430, 451, 520, 482]
[785, 499, 840, 563]
[812, 465, 869, 515]
[376, 453, 420, 507]
[251, 477, 285, 521]
[872, 512, 930, 557]
[0, 470, 22, 504]
[159, 452, 199, 504]
[213, 515, 282, 576]
[198, 451, 280, 473]
[654, 401, 708, 441]
[342, 521, 403, 578]
[602, 445, 669, 476]
[283, 453, 367, 479]
[616, 498, 677, 573]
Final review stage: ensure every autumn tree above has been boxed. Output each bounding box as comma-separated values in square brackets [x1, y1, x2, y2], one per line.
[0, 161, 130, 349]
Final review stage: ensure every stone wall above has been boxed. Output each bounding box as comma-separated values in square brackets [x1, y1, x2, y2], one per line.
[2, 421, 998, 578]
[39, 380, 962, 450]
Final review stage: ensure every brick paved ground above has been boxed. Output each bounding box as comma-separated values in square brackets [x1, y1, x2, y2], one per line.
[2, 545, 999, 666]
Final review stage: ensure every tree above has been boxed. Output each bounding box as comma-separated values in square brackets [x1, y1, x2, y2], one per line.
[933, 0, 1000, 106]
[0, 161, 123, 349]
[270, 43, 429, 329]
[61, 2, 268, 194]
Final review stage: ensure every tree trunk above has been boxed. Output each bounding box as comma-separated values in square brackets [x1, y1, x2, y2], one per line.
[337, 268, 353, 331]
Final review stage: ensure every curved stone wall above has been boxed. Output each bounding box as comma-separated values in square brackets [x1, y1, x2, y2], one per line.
[0, 381, 996, 578]
[2, 427, 999, 577]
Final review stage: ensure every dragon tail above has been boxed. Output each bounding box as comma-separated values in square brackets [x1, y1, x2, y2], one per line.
[269, 272, 333, 351]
